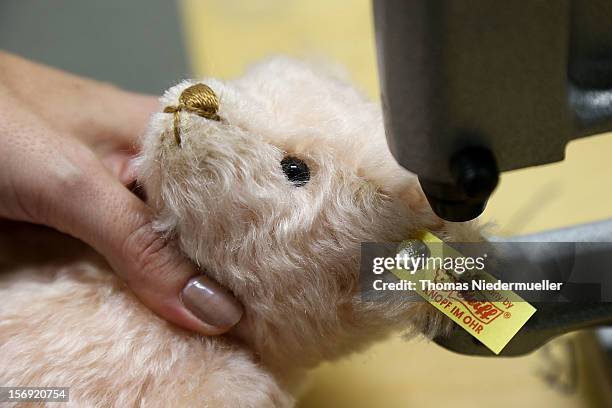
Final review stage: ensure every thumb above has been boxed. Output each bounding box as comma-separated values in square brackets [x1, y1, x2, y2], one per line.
[51, 160, 243, 335]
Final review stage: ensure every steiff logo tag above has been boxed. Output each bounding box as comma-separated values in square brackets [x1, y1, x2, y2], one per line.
[454, 297, 504, 323]
[391, 231, 536, 354]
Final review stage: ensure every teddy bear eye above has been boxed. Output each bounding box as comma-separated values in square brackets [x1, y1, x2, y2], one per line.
[280, 156, 310, 187]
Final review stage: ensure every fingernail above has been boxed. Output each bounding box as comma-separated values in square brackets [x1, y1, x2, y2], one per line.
[181, 275, 243, 328]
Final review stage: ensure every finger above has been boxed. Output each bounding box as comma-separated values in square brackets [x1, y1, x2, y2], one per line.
[1, 52, 158, 147]
[91, 91, 159, 147]
[47, 158, 243, 335]
[100, 151, 138, 186]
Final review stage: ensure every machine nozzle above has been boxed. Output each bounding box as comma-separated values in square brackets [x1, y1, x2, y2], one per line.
[419, 147, 499, 222]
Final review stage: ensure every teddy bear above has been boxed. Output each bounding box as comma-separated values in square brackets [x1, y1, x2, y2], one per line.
[0, 58, 481, 407]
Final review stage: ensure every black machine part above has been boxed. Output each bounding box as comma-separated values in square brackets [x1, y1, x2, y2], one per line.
[373, 0, 612, 221]
[433, 219, 612, 357]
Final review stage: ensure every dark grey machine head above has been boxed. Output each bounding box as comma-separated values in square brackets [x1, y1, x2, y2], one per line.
[373, 0, 612, 222]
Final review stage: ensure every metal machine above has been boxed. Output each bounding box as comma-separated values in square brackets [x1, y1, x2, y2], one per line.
[373, 0, 612, 222]
[372, 0, 612, 358]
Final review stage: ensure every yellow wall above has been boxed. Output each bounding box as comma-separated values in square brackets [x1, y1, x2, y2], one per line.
[181, 0, 378, 99]
[179, 1, 611, 406]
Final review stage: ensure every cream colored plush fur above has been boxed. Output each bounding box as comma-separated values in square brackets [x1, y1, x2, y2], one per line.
[0, 59, 481, 407]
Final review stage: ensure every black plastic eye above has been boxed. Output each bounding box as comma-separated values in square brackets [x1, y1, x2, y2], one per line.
[281, 156, 310, 187]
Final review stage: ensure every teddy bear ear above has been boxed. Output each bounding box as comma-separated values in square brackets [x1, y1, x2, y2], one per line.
[244, 57, 348, 80]
[238, 57, 358, 97]
[397, 178, 437, 215]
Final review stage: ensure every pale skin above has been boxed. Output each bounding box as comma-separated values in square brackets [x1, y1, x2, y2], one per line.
[0, 51, 242, 335]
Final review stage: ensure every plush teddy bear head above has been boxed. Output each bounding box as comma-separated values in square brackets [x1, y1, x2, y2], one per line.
[136, 58, 479, 371]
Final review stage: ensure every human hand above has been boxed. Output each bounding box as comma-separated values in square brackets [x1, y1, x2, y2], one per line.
[0, 51, 243, 335]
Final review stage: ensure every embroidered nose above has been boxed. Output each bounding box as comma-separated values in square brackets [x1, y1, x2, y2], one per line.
[163, 83, 221, 146]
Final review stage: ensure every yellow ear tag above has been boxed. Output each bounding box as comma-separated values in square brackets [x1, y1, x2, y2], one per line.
[391, 231, 536, 355]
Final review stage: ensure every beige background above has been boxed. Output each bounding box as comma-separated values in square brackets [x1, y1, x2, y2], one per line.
[180, 1, 612, 406]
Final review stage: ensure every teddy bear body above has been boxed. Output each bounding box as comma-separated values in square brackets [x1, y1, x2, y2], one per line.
[0, 59, 480, 407]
